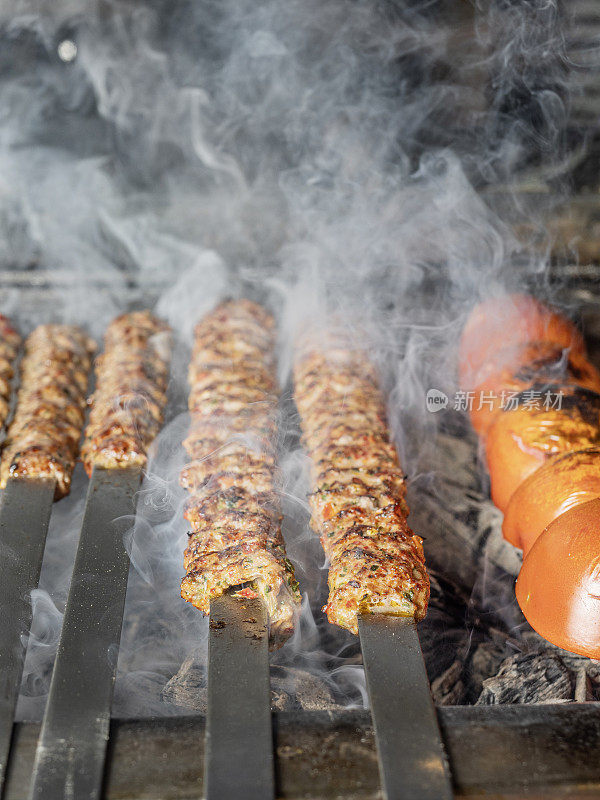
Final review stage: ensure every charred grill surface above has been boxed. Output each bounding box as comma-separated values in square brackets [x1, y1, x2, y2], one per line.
[294, 339, 430, 634]
[0, 325, 95, 499]
[180, 299, 300, 646]
[81, 310, 172, 474]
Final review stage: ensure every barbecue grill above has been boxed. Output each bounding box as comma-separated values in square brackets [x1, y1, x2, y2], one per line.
[0, 270, 597, 799]
[1, 0, 600, 797]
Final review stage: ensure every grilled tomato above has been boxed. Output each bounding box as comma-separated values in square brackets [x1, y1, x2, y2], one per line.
[485, 386, 600, 512]
[459, 293, 585, 391]
[502, 447, 600, 552]
[516, 498, 600, 659]
[467, 342, 600, 437]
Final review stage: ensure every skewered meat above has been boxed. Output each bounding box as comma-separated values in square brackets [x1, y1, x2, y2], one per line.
[459, 293, 600, 658]
[0, 325, 95, 499]
[81, 311, 172, 475]
[180, 299, 300, 647]
[0, 315, 20, 429]
[293, 336, 429, 635]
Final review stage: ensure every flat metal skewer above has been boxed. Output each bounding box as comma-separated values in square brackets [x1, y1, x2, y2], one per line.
[205, 592, 274, 800]
[358, 614, 454, 800]
[0, 478, 55, 793]
[27, 466, 142, 800]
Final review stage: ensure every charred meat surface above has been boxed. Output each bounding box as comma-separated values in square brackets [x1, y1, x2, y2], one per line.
[294, 336, 429, 634]
[82, 310, 172, 475]
[0, 314, 20, 430]
[180, 299, 300, 647]
[0, 324, 95, 499]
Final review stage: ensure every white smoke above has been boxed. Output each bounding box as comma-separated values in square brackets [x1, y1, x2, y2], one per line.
[0, 0, 591, 716]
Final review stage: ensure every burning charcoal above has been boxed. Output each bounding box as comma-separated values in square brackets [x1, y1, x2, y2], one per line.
[476, 651, 577, 705]
[407, 419, 523, 592]
[418, 570, 473, 687]
[556, 653, 600, 702]
[161, 654, 338, 712]
[271, 666, 338, 711]
[161, 654, 208, 711]
[431, 661, 466, 706]
[466, 641, 507, 701]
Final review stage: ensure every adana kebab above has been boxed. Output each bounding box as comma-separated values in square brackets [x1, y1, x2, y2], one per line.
[0, 315, 20, 430]
[81, 310, 172, 474]
[0, 320, 74, 796]
[0, 325, 95, 499]
[293, 330, 429, 634]
[180, 299, 301, 646]
[24, 311, 172, 800]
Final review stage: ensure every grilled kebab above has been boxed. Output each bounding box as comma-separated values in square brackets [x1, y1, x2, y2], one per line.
[180, 299, 300, 646]
[0, 315, 20, 430]
[82, 311, 172, 475]
[293, 332, 429, 634]
[0, 325, 95, 499]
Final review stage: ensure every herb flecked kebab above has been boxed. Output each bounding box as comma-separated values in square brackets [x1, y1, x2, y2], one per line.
[293, 328, 429, 634]
[180, 299, 301, 647]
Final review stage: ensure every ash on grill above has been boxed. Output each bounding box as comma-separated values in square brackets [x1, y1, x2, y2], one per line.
[163, 662, 337, 712]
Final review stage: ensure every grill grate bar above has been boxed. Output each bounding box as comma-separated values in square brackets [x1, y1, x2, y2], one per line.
[0, 478, 55, 793]
[358, 614, 454, 800]
[27, 466, 141, 800]
[205, 592, 275, 800]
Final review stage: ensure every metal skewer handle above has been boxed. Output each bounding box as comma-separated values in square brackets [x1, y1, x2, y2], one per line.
[0, 478, 55, 793]
[205, 592, 275, 800]
[359, 613, 454, 800]
[28, 466, 141, 800]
